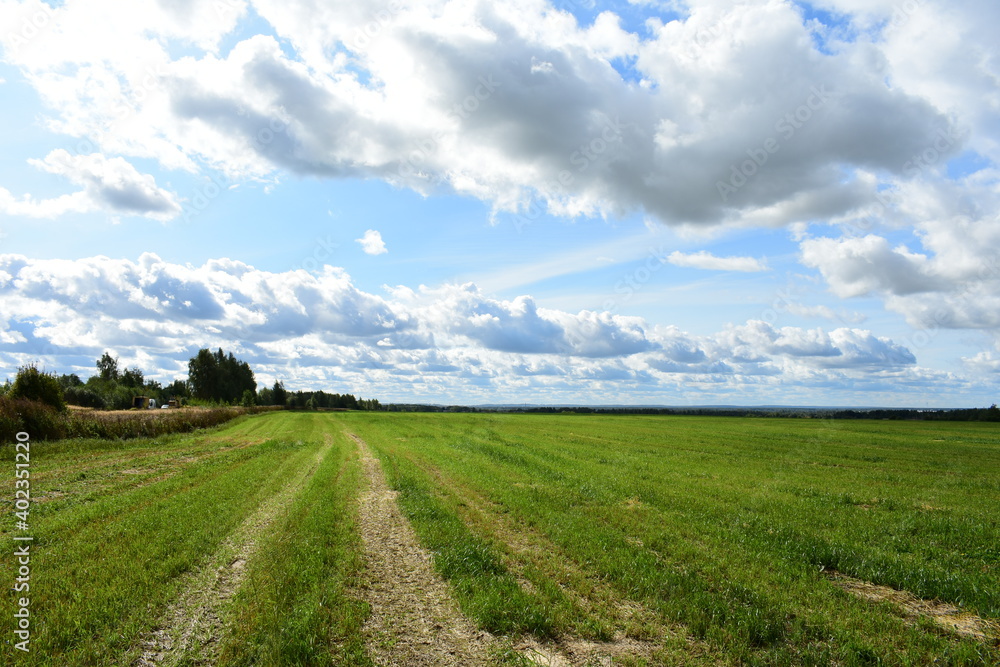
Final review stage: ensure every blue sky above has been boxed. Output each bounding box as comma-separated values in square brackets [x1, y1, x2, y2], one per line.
[1, 0, 999, 407]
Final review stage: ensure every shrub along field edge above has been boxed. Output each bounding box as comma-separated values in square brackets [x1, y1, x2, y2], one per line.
[0, 396, 284, 442]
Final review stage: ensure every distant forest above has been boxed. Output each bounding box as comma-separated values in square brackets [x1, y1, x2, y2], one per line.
[383, 404, 1000, 421]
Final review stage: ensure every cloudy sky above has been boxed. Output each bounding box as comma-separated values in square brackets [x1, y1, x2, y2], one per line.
[1, 0, 998, 407]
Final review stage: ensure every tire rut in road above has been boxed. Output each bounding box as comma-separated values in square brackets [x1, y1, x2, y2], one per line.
[133, 436, 333, 666]
[347, 431, 497, 666]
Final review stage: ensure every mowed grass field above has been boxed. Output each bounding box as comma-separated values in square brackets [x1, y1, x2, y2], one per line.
[2, 410, 998, 665]
[348, 412, 1000, 666]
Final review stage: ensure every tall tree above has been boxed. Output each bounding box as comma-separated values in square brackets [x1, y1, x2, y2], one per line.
[188, 349, 221, 401]
[97, 352, 120, 382]
[121, 367, 145, 389]
[57, 374, 83, 389]
[187, 348, 256, 404]
[271, 380, 287, 407]
[164, 379, 189, 399]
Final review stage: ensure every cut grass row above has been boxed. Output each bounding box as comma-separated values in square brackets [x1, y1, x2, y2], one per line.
[218, 429, 370, 665]
[375, 439, 556, 637]
[1, 412, 369, 666]
[341, 412, 1000, 666]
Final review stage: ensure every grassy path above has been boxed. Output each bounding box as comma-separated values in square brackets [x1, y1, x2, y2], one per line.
[348, 414, 725, 667]
[214, 421, 369, 665]
[135, 432, 334, 665]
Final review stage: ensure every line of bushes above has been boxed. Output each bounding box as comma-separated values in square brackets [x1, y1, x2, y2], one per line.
[0, 397, 282, 444]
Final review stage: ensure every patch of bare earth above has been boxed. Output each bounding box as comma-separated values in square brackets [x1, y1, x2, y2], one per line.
[829, 571, 1000, 642]
[347, 431, 497, 666]
[514, 635, 671, 666]
[132, 437, 332, 666]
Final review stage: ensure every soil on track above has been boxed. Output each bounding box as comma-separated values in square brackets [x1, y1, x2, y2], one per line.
[133, 437, 332, 666]
[347, 431, 497, 666]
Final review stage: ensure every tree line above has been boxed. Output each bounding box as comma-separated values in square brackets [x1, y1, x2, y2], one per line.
[259, 383, 380, 411]
[496, 405, 1000, 421]
[1, 348, 382, 412]
[376, 404, 1000, 421]
[41, 352, 187, 411]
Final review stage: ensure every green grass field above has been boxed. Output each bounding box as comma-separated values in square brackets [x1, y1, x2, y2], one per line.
[3, 411, 998, 665]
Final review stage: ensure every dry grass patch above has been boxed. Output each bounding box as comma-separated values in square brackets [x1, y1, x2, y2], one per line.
[829, 571, 1000, 643]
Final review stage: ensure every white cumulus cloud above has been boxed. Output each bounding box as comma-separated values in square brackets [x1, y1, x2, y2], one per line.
[356, 229, 388, 255]
[0, 0, 972, 231]
[0, 254, 968, 405]
[0, 150, 180, 220]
